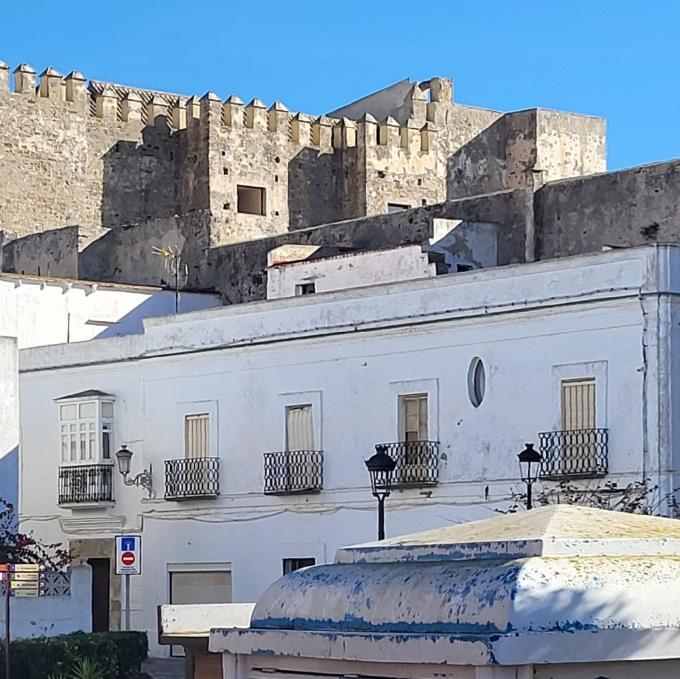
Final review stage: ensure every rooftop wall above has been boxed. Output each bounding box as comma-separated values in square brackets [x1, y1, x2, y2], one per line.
[535, 159, 680, 259]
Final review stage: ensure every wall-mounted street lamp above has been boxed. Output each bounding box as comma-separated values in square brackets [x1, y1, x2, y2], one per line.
[517, 443, 542, 510]
[365, 445, 397, 541]
[115, 445, 155, 499]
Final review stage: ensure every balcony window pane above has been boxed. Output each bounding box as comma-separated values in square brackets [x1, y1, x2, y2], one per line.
[60, 404, 77, 421]
[79, 402, 96, 419]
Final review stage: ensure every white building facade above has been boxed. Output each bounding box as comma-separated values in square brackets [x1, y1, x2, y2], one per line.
[0, 275, 220, 511]
[17, 245, 680, 654]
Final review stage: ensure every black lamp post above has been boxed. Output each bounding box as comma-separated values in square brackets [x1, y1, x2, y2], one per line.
[517, 443, 542, 510]
[365, 445, 397, 540]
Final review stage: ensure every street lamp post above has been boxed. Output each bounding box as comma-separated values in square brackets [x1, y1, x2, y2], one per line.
[517, 443, 542, 510]
[365, 445, 397, 540]
[115, 445, 155, 498]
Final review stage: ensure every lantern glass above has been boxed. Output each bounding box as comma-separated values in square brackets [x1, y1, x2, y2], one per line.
[115, 445, 133, 476]
[517, 443, 542, 484]
[365, 446, 397, 497]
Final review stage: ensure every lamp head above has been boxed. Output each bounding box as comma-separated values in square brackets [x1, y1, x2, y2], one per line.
[365, 445, 397, 497]
[115, 444, 133, 476]
[517, 443, 542, 483]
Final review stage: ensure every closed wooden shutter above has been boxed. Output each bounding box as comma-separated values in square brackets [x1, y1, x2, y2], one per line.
[185, 413, 210, 459]
[286, 405, 314, 450]
[401, 395, 428, 442]
[561, 380, 596, 430]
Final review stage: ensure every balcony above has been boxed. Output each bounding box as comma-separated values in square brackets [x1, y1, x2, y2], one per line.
[377, 441, 440, 486]
[263, 450, 323, 494]
[538, 428, 609, 480]
[58, 464, 114, 505]
[164, 457, 220, 500]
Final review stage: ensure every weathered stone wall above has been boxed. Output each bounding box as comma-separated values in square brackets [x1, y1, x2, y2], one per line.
[3, 226, 79, 277]
[535, 159, 680, 259]
[0, 66, 180, 239]
[447, 108, 606, 200]
[0, 57, 616, 292]
[78, 211, 211, 288]
[202, 189, 530, 303]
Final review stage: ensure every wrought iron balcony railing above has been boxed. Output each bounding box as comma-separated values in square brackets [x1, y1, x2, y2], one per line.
[58, 464, 114, 505]
[263, 450, 323, 494]
[376, 441, 440, 486]
[538, 428, 609, 480]
[165, 457, 220, 500]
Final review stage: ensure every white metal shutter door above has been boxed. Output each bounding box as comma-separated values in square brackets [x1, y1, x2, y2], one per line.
[286, 406, 314, 450]
[170, 571, 232, 604]
[185, 413, 210, 459]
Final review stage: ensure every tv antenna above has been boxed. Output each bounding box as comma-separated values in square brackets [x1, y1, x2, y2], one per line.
[152, 245, 188, 313]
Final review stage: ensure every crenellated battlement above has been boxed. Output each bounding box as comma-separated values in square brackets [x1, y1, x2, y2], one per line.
[0, 59, 444, 158]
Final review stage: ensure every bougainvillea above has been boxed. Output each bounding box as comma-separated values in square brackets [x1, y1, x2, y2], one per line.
[0, 498, 70, 570]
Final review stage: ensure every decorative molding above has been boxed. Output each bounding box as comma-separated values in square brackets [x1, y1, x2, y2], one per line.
[60, 514, 126, 535]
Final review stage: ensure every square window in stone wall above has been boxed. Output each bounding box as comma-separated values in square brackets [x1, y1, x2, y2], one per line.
[237, 185, 266, 215]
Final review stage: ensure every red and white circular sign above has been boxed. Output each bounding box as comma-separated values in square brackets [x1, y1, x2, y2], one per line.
[121, 551, 136, 567]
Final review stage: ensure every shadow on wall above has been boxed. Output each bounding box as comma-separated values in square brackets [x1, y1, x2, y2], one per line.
[0, 446, 18, 526]
[446, 113, 536, 201]
[100, 117, 180, 229]
[288, 147, 341, 230]
[91, 290, 217, 339]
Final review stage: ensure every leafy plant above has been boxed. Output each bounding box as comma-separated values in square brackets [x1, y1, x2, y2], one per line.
[0, 631, 148, 679]
[69, 657, 104, 679]
[0, 497, 70, 569]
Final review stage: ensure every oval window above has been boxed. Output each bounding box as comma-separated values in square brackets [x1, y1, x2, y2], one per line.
[468, 357, 486, 407]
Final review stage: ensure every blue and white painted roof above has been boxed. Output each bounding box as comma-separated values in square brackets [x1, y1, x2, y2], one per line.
[210, 506, 680, 666]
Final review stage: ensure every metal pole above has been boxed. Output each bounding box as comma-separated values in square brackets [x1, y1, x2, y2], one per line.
[174, 264, 179, 314]
[377, 496, 385, 541]
[526, 481, 533, 510]
[125, 574, 131, 631]
[5, 572, 10, 679]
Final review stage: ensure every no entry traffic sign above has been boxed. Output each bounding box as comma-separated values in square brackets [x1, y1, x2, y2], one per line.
[115, 535, 141, 575]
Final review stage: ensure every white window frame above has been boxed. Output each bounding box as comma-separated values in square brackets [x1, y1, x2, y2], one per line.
[277, 391, 322, 451]
[388, 378, 439, 442]
[56, 395, 115, 466]
[176, 400, 219, 459]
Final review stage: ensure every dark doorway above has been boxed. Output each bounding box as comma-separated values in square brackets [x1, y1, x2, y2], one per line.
[88, 558, 110, 632]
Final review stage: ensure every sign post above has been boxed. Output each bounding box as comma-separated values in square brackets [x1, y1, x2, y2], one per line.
[1, 564, 44, 678]
[115, 536, 141, 631]
[1, 565, 9, 679]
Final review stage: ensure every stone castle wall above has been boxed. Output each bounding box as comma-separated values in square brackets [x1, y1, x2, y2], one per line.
[0, 61, 506, 249]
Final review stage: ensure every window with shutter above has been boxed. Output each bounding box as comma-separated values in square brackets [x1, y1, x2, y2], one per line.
[185, 414, 210, 459]
[561, 379, 597, 472]
[561, 379, 596, 430]
[400, 394, 428, 442]
[286, 405, 314, 451]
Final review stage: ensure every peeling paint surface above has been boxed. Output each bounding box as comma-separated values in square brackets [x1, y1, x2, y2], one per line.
[211, 506, 680, 668]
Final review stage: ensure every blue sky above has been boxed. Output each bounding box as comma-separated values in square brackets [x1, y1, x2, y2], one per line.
[1, 1, 677, 170]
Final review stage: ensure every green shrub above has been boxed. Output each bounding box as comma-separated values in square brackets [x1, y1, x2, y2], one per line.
[0, 630, 148, 679]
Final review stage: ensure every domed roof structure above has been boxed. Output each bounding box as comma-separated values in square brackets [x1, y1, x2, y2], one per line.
[211, 506, 680, 667]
